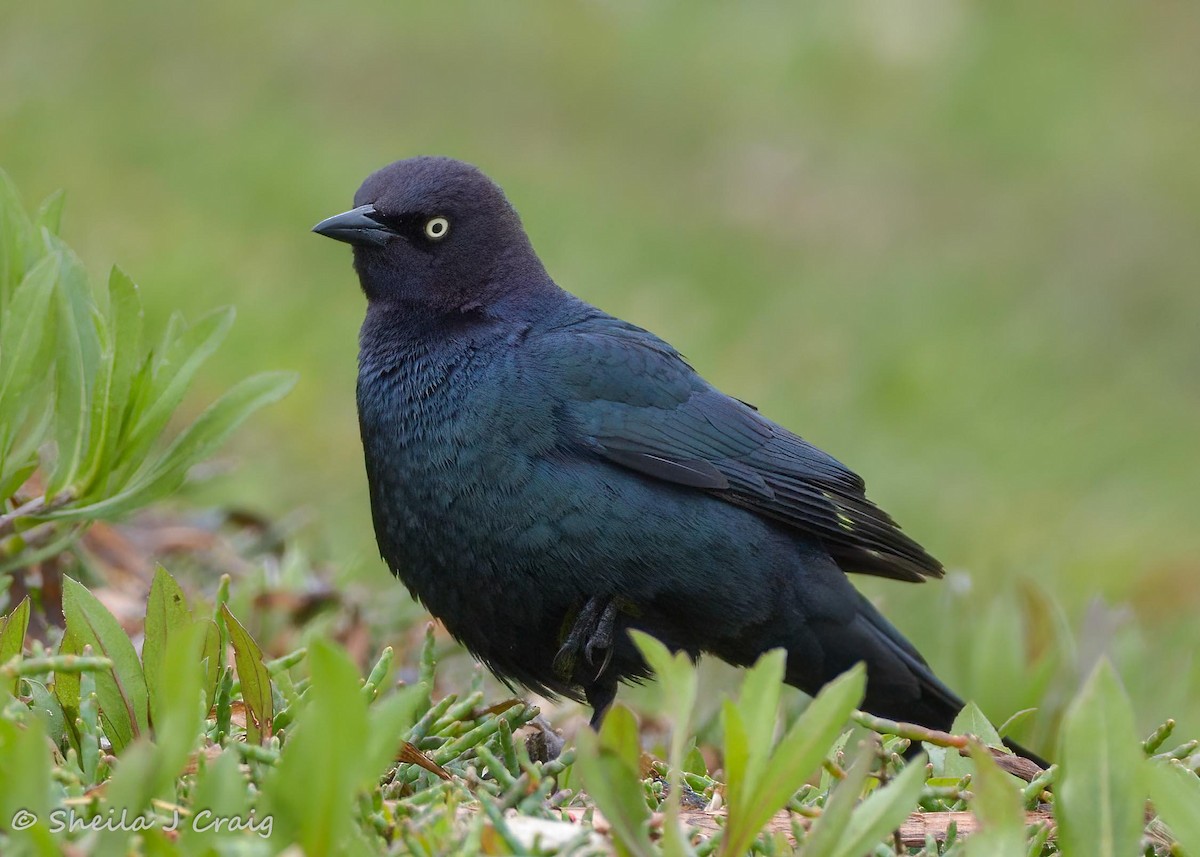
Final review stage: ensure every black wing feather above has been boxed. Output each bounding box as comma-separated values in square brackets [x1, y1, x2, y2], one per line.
[543, 316, 943, 583]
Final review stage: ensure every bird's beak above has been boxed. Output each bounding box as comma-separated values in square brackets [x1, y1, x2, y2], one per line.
[312, 204, 395, 247]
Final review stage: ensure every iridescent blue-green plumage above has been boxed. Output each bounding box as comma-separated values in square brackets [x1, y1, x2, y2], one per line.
[317, 156, 1039, 760]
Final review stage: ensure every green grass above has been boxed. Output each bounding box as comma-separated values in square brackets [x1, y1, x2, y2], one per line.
[2, 0, 1198, 733]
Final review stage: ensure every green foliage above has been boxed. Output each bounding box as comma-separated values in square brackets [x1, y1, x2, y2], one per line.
[1055, 660, 1146, 857]
[0, 569, 431, 855]
[722, 658, 865, 856]
[142, 565, 193, 728]
[6, 568, 1200, 855]
[61, 574, 150, 753]
[632, 632, 699, 857]
[799, 739, 930, 857]
[0, 170, 294, 572]
[0, 595, 30, 694]
[262, 638, 420, 854]
[1148, 762, 1200, 856]
[220, 603, 272, 745]
[575, 704, 656, 857]
[962, 745, 1026, 857]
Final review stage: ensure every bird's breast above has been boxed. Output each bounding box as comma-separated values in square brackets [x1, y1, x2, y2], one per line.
[356, 335, 557, 579]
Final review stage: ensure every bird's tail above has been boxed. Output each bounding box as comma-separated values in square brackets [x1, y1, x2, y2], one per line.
[848, 592, 1050, 769]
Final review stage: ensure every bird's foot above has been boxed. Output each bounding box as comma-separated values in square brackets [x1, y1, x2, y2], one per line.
[584, 600, 618, 679]
[553, 596, 602, 678]
[553, 596, 619, 682]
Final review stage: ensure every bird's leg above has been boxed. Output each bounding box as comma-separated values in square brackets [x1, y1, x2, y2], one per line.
[585, 680, 618, 730]
[552, 596, 604, 679]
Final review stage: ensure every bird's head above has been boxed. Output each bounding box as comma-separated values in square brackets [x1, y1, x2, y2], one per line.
[313, 157, 547, 311]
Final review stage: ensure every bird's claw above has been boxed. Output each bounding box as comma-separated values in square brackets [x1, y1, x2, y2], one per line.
[584, 601, 618, 680]
[555, 596, 619, 682]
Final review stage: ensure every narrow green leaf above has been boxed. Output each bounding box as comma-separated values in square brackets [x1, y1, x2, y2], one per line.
[574, 725, 656, 857]
[61, 575, 149, 753]
[96, 624, 205, 855]
[724, 664, 865, 856]
[599, 702, 643, 775]
[79, 267, 145, 496]
[997, 708, 1037, 739]
[800, 743, 875, 857]
[49, 370, 296, 521]
[738, 648, 785, 743]
[35, 189, 66, 236]
[198, 618, 222, 711]
[54, 627, 83, 756]
[0, 457, 39, 501]
[630, 631, 694, 723]
[220, 604, 272, 744]
[45, 255, 92, 498]
[364, 685, 424, 775]
[0, 167, 36, 299]
[262, 639, 370, 855]
[964, 743, 1025, 857]
[181, 750, 251, 850]
[720, 648, 786, 829]
[0, 253, 54, 374]
[143, 565, 192, 730]
[0, 595, 31, 651]
[119, 307, 235, 470]
[831, 754, 927, 857]
[56, 243, 102, 372]
[1148, 761, 1200, 856]
[0, 252, 59, 420]
[27, 680, 70, 749]
[721, 699, 750, 819]
[737, 648, 786, 796]
[0, 595, 31, 694]
[147, 369, 297, 487]
[0, 715, 54, 846]
[150, 621, 207, 783]
[630, 631, 698, 857]
[1055, 659, 1144, 857]
[751, 664, 865, 835]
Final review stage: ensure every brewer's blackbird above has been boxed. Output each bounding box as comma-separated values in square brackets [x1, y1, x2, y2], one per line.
[314, 156, 1040, 760]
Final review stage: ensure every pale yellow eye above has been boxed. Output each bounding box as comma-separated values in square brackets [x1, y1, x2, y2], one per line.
[424, 216, 450, 240]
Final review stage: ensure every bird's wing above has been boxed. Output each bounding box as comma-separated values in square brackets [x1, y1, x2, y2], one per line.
[539, 316, 943, 583]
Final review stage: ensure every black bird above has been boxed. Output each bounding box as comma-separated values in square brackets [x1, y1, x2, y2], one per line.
[314, 156, 1041, 762]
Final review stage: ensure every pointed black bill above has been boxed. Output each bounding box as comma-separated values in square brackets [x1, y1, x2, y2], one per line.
[312, 204, 394, 247]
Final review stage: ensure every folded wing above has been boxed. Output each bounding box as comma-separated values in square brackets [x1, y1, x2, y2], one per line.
[542, 315, 943, 583]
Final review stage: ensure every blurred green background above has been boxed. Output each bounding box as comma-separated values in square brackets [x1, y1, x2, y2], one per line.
[3, 1, 1198, 740]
